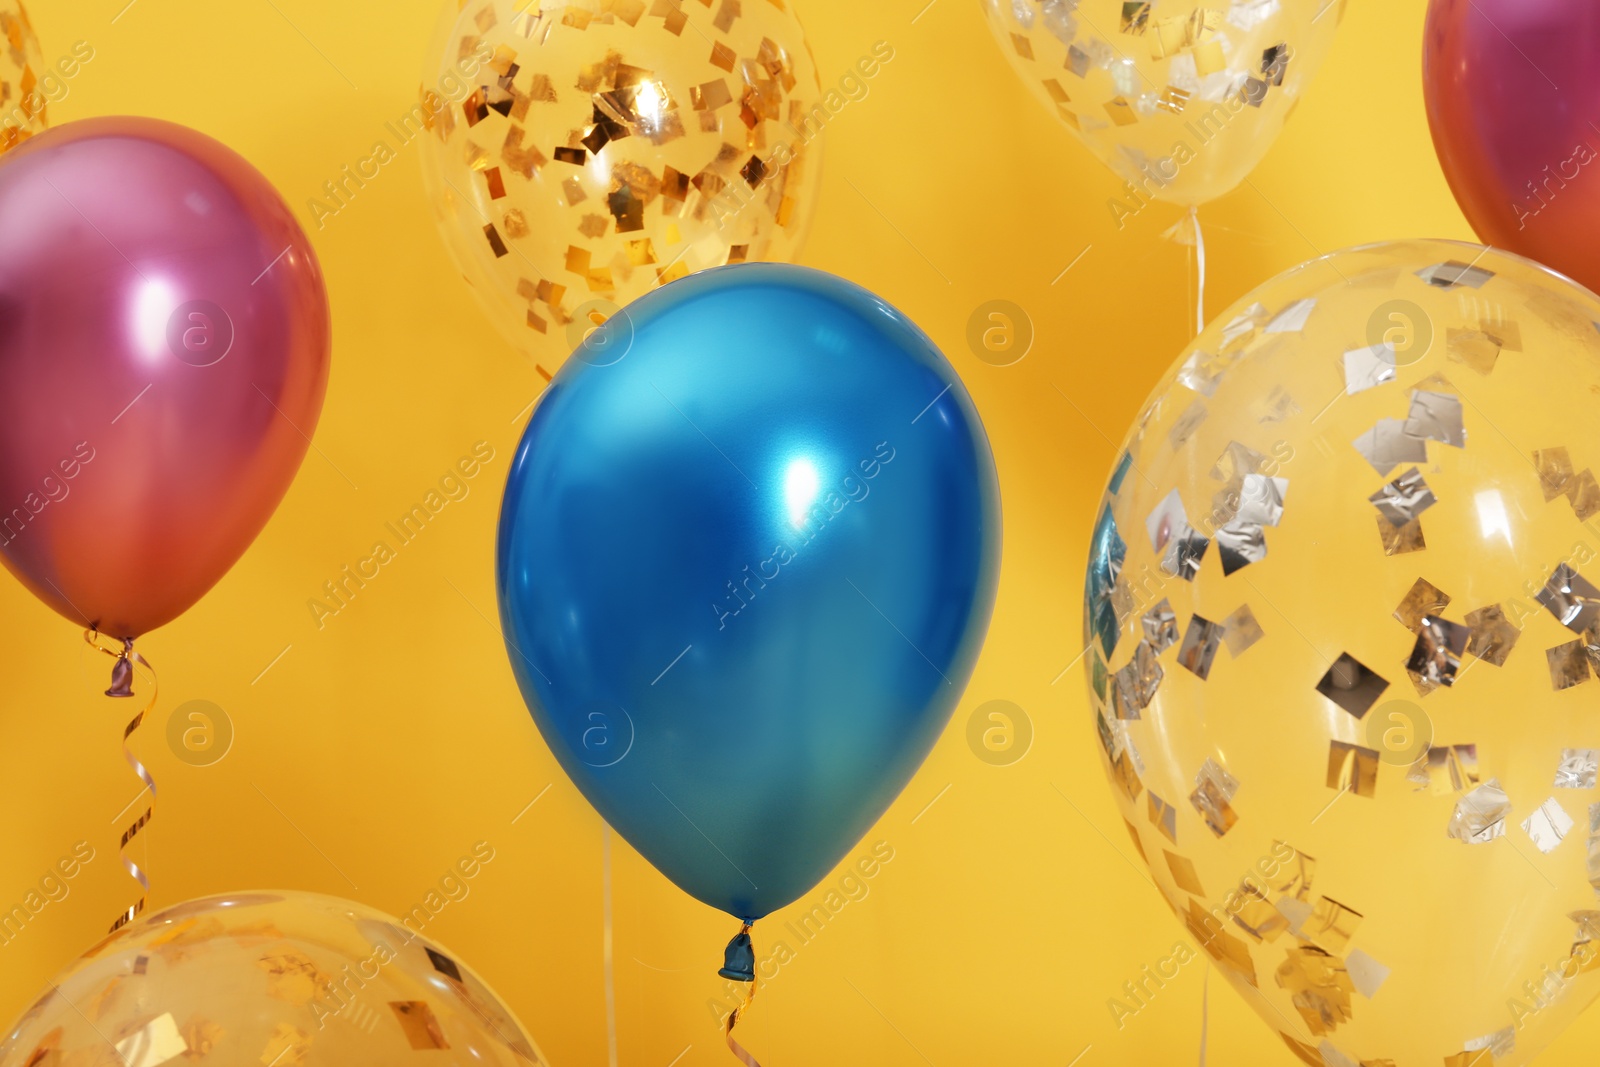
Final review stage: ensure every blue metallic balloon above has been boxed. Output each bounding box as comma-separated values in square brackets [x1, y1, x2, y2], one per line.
[496, 264, 1000, 921]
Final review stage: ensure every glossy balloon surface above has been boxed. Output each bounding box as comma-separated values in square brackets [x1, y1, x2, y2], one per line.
[0, 117, 330, 638]
[1424, 0, 1600, 294]
[497, 264, 1000, 920]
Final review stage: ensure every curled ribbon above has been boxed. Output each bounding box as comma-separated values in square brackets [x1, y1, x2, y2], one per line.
[85, 629, 158, 934]
[725, 996, 761, 1067]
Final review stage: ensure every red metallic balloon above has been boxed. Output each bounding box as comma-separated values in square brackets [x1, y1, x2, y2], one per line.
[1424, 0, 1600, 290]
[0, 117, 330, 639]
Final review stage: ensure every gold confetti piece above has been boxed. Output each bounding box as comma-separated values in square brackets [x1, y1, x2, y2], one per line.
[117, 1013, 187, 1067]
[1534, 447, 1576, 501]
[692, 78, 733, 111]
[1464, 604, 1520, 666]
[1394, 577, 1450, 633]
[1189, 757, 1239, 837]
[1408, 744, 1480, 795]
[625, 238, 657, 265]
[1326, 742, 1378, 799]
[1120, 1, 1150, 34]
[503, 209, 529, 239]
[1104, 96, 1138, 126]
[1148, 791, 1178, 844]
[1446, 327, 1502, 374]
[1188, 7, 1223, 43]
[1221, 605, 1264, 657]
[725, 244, 747, 263]
[1571, 470, 1600, 520]
[1164, 849, 1204, 895]
[1275, 946, 1354, 1036]
[1149, 17, 1187, 59]
[1376, 514, 1426, 556]
[1549, 639, 1594, 691]
[1156, 86, 1190, 114]
[257, 952, 330, 1007]
[1316, 654, 1389, 719]
[390, 1002, 450, 1050]
[1041, 78, 1070, 105]
[1110, 747, 1142, 802]
[1185, 899, 1256, 985]
[1192, 37, 1226, 75]
[1406, 616, 1469, 695]
[1123, 818, 1147, 862]
[1306, 897, 1364, 953]
[483, 167, 506, 199]
[740, 155, 767, 187]
[1177, 614, 1225, 679]
[483, 223, 510, 258]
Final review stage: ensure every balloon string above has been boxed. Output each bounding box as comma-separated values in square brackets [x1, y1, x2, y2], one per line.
[602, 823, 618, 1067]
[85, 630, 158, 934]
[1192, 205, 1207, 336]
[1198, 963, 1210, 1067]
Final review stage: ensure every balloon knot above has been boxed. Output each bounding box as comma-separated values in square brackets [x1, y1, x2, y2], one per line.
[105, 638, 135, 698]
[718, 922, 755, 982]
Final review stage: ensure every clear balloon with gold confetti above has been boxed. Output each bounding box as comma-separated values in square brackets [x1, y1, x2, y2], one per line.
[982, 0, 1341, 213]
[0, 0, 45, 153]
[0, 891, 550, 1067]
[418, 0, 824, 369]
[1085, 240, 1600, 1065]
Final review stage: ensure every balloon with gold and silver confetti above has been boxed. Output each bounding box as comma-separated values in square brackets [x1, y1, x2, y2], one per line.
[1086, 239, 1600, 1065]
[982, 0, 1342, 214]
[418, 0, 824, 370]
[0, 891, 550, 1067]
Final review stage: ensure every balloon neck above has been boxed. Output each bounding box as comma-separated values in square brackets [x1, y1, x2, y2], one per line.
[105, 638, 136, 698]
[718, 922, 756, 982]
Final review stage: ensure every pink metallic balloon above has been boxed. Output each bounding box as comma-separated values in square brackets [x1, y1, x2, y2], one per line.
[1424, 0, 1600, 291]
[0, 117, 330, 639]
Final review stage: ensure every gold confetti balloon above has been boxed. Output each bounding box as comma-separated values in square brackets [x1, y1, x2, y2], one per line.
[418, 0, 824, 366]
[1085, 241, 1600, 1065]
[0, 892, 550, 1067]
[0, 0, 46, 153]
[981, 0, 1340, 213]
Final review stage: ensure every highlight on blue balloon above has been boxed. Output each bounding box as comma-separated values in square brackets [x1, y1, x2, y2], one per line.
[496, 263, 1000, 927]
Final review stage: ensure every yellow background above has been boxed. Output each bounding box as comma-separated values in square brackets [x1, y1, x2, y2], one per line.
[2, 0, 1570, 1064]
